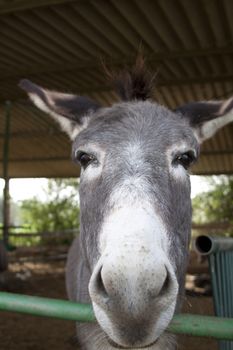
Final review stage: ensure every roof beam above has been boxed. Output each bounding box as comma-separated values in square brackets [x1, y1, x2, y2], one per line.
[2, 74, 233, 104]
[2, 47, 233, 80]
[1, 151, 233, 164]
[0, 130, 64, 139]
[201, 150, 233, 156]
[0, 0, 77, 15]
[193, 170, 233, 175]
[159, 74, 233, 87]
[0, 156, 70, 163]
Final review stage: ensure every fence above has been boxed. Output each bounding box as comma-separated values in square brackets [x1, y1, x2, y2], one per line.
[0, 234, 233, 342]
[0, 291, 233, 340]
[0, 226, 77, 247]
[195, 235, 233, 349]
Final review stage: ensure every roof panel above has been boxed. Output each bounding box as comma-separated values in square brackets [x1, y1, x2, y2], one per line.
[0, 0, 233, 177]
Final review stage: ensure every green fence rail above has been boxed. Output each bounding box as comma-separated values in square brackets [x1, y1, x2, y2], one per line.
[0, 292, 233, 340]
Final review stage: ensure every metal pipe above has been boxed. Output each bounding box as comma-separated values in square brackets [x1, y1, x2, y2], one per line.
[2, 101, 12, 247]
[0, 292, 94, 322]
[0, 292, 233, 340]
[168, 314, 233, 340]
[195, 235, 233, 255]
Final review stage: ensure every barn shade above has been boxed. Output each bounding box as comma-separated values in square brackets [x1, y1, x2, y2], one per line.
[0, 292, 233, 340]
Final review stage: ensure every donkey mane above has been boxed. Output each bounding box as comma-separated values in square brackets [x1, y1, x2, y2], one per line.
[105, 56, 156, 102]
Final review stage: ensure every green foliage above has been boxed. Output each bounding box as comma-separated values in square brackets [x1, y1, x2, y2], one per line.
[18, 178, 80, 246]
[192, 175, 233, 236]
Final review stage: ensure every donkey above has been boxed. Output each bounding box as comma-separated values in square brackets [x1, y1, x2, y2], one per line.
[20, 60, 233, 350]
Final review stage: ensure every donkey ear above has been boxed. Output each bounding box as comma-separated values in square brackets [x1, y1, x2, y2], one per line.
[175, 97, 233, 143]
[19, 79, 100, 140]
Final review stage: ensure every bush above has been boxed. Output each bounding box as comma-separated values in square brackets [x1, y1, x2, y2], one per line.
[192, 175, 233, 236]
[18, 178, 80, 246]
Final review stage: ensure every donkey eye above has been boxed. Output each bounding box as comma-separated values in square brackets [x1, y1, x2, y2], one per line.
[75, 151, 96, 169]
[173, 151, 196, 169]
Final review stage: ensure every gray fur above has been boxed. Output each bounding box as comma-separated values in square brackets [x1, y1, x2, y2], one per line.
[67, 101, 197, 349]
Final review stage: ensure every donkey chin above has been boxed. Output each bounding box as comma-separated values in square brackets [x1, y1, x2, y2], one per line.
[89, 256, 179, 349]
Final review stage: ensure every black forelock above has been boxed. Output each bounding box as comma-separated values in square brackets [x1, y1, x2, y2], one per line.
[105, 55, 156, 102]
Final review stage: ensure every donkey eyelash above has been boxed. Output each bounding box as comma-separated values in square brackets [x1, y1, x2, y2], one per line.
[74, 150, 97, 168]
[172, 150, 197, 169]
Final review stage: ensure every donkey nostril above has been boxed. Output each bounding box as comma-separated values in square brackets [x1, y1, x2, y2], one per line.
[148, 268, 170, 300]
[159, 268, 170, 296]
[95, 266, 108, 299]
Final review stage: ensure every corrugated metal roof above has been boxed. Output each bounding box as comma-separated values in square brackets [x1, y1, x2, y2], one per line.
[1, 0, 233, 177]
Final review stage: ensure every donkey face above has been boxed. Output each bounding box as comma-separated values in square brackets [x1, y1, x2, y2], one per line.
[20, 65, 233, 349]
[75, 102, 196, 347]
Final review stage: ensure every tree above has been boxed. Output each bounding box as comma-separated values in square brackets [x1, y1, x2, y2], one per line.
[192, 175, 233, 236]
[19, 179, 80, 243]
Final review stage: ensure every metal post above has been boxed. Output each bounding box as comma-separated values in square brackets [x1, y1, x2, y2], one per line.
[195, 235, 233, 350]
[2, 101, 11, 247]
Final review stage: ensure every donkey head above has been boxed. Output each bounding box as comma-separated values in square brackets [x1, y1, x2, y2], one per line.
[20, 62, 233, 349]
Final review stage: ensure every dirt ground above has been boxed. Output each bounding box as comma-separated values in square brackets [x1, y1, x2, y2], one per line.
[0, 259, 218, 350]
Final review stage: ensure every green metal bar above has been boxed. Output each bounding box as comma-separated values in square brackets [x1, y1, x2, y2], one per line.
[222, 253, 228, 318]
[217, 253, 224, 317]
[169, 314, 233, 340]
[230, 252, 233, 317]
[0, 292, 233, 340]
[0, 292, 94, 322]
[209, 254, 220, 315]
[195, 235, 233, 255]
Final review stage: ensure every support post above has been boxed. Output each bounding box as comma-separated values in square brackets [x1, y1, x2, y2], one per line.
[2, 101, 11, 247]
